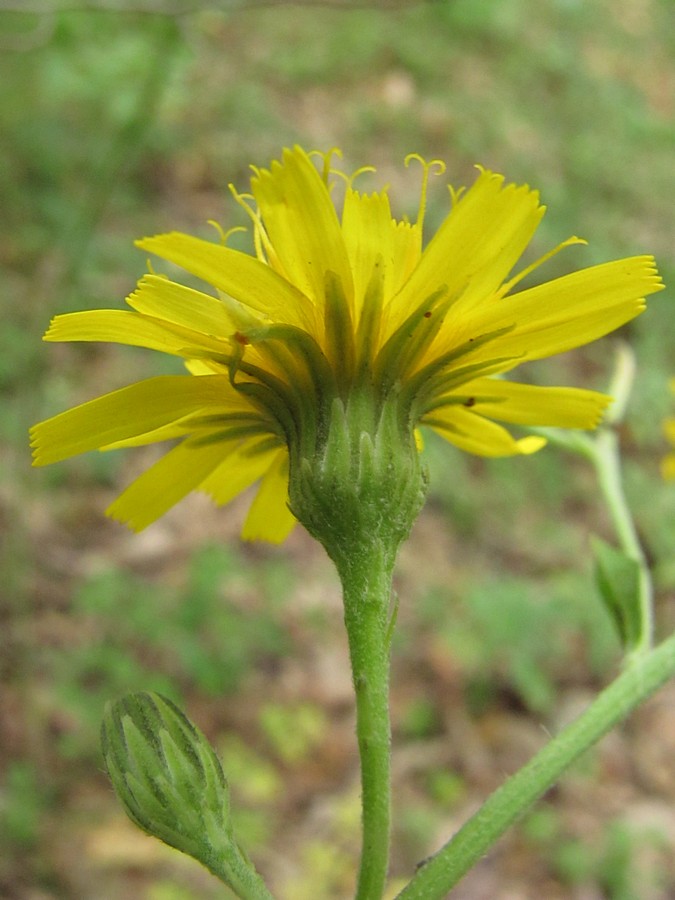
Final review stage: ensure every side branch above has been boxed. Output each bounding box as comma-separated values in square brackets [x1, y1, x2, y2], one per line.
[396, 630, 675, 899]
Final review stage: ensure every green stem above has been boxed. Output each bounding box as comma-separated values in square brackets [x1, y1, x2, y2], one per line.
[287, 392, 426, 898]
[528, 423, 653, 655]
[396, 629, 675, 899]
[592, 426, 653, 653]
[207, 848, 274, 900]
[336, 541, 396, 900]
[532, 345, 653, 654]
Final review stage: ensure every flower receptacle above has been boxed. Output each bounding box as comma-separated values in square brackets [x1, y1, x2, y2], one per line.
[288, 390, 428, 572]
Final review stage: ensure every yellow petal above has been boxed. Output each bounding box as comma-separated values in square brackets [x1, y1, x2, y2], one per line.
[241, 448, 296, 543]
[199, 438, 278, 506]
[396, 168, 544, 311]
[43, 308, 234, 361]
[101, 409, 267, 451]
[106, 437, 235, 531]
[44, 310, 195, 354]
[251, 147, 353, 307]
[436, 378, 611, 429]
[30, 375, 246, 465]
[136, 232, 314, 331]
[342, 188, 420, 316]
[185, 358, 228, 376]
[390, 220, 423, 300]
[454, 256, 663, 364]
[341, 189, 389, 318]
[126, 274, 235, 335]
[101, 420, 199, 450]
[425, 405, 547, 457]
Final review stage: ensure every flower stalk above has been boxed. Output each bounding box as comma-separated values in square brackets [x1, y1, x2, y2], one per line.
[288, 391, 428, 899]
[340, 541, 397, 900]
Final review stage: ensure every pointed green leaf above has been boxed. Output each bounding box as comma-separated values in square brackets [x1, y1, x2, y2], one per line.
[591, 536, 642, 651]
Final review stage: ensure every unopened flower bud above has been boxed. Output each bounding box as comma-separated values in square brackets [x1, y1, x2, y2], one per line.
[101, 692, 272, 898]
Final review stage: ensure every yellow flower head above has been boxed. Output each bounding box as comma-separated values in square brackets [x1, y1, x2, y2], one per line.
[31, 146, 664, 542]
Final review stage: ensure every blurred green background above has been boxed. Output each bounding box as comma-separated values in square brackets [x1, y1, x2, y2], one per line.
[2, 1, 675, 897]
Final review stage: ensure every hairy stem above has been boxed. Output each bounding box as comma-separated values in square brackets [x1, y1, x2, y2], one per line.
[396, 630, 675, 899]
[337, 541, 397, 900]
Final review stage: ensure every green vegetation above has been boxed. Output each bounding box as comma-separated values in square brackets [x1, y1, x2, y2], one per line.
[3, 1, 674, 896]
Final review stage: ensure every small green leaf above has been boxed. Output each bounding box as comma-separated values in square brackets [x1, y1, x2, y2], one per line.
[591, 536, 642, 651]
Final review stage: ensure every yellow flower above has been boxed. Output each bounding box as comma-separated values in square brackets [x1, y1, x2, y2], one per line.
[31, 147, 664, 542]
[662, 379, 675, 480]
